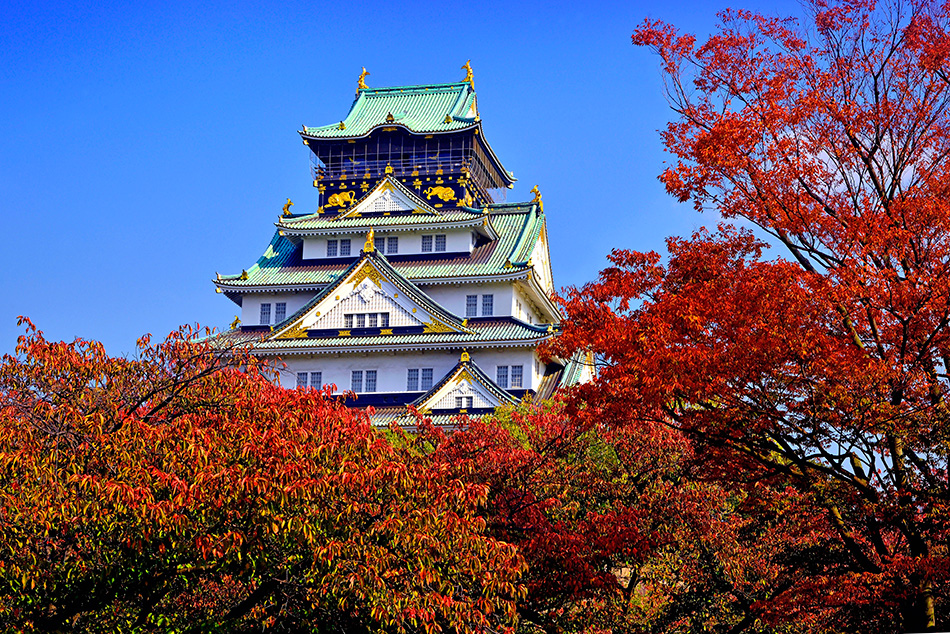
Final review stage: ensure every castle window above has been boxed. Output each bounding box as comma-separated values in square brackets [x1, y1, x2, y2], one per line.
[511, 365, 523, 388]
[327, 239, 338, 257]
[340, 239, 351, 256]
[275, 302, 286, 322]
[422, 234, 446, 253]
[482, 294, 494, 317]
[365, 370, 377, 392]
[495, 365, 522, 389]
[496, 365, 508, 388]
[455, 396, 473, 409]
[345, 312, 388, 329]
[374, 237, 385, 252]
[387, 237, 398, 254]
[407, 368, 433, 391]
[260, 303, 271, 324]
[296, 371, 322, 389]
[351, 370, 362, 392]
[466, 295, 478, 317]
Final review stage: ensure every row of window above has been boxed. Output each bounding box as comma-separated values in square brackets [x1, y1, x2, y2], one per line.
[374, 236, 399, 254]
[421, 234, 447, 253]
[296, 372, 322, 389]
[260, 302, 287, 325]
[350, 370, 377, 392]
[466, 294, 493, 318]
[326, 239, 352, 257]
[497, 365, 523, 389]
[343, 312, 390, 328]
[325, 235, 448, 258]
[407, 368, 434, 391]
[295, 364, 525, 392]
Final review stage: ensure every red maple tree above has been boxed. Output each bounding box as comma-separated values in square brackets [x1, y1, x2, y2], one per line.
[549, 0, 950, 630]
[0, 320, 525, 632]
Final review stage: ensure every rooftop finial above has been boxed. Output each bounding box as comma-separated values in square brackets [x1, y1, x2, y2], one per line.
[363, 227, 376, 253]
[461, 60, 474, 89]
[460, 350, 470, 363]
[357, 67, 370, 94]
[530, 185, 543, 212]
[282, 198, 294, 216]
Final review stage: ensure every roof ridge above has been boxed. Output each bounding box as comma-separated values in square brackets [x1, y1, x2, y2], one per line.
[360, 82, 470, 94]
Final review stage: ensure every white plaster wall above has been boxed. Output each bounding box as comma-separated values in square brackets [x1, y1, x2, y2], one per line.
[513, 287, 541, 325]
[303, 235, 360, 259]
[469, 348, 538, 390]
[274, 346, 539, 392]
[531, 234, 554, 294]
[240, 292, 315, 326]
[302, 229, 475, 260]
[421, 282, 514, 319]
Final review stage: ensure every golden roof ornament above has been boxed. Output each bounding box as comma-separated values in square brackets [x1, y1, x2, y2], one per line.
[357, 66, 370, 94]
[530, 185, 543, 212]
[461, 60, 474, 89]
[282, 198, 294, 216]
[230, 316, 241, 330]
[460, 350, 470, 363]
[363, 227, 376, 253]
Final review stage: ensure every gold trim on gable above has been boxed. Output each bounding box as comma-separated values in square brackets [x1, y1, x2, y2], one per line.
[351, 261, 384, 287]
[275, 321, 308, 340]
[423, 319, 455, 334]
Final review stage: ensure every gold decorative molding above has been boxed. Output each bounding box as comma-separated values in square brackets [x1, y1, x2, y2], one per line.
[326, 191, 356, 207]
[352, 260, 384, 287]
[423, 186, 455, 202]
[424, 318, 455, 334]
[461, 60, 474, 88]
[385, 163, 394, 174]
[530, 185, 543, 212]
[357, 67, 370, 93]
[460, 350, 470, 362]
[339, 330, 351, 337]
[362, 228, 376, 254]
[455, 369, 475, 384]
[380, 328, 393, 335]
[275, 321, 308, 340]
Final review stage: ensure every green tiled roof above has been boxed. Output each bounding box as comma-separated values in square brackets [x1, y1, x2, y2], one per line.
[302, 83, 477, 139]
[216, 203, 543, 288]
[220, 318, 552, 353]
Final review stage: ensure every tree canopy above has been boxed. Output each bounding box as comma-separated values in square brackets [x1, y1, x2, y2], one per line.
[548, 0, 950, 630]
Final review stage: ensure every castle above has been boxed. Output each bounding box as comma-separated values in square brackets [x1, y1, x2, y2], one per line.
[214, 65, 589, 424]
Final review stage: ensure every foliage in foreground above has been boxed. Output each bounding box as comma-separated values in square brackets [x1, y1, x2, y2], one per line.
[0, 319, 523, 633]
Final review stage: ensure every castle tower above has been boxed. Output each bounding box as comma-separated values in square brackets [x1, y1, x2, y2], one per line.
[213, 66, 590, 425]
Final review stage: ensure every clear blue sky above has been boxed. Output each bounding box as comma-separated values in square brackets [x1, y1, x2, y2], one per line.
[0, 0, 799, 356]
